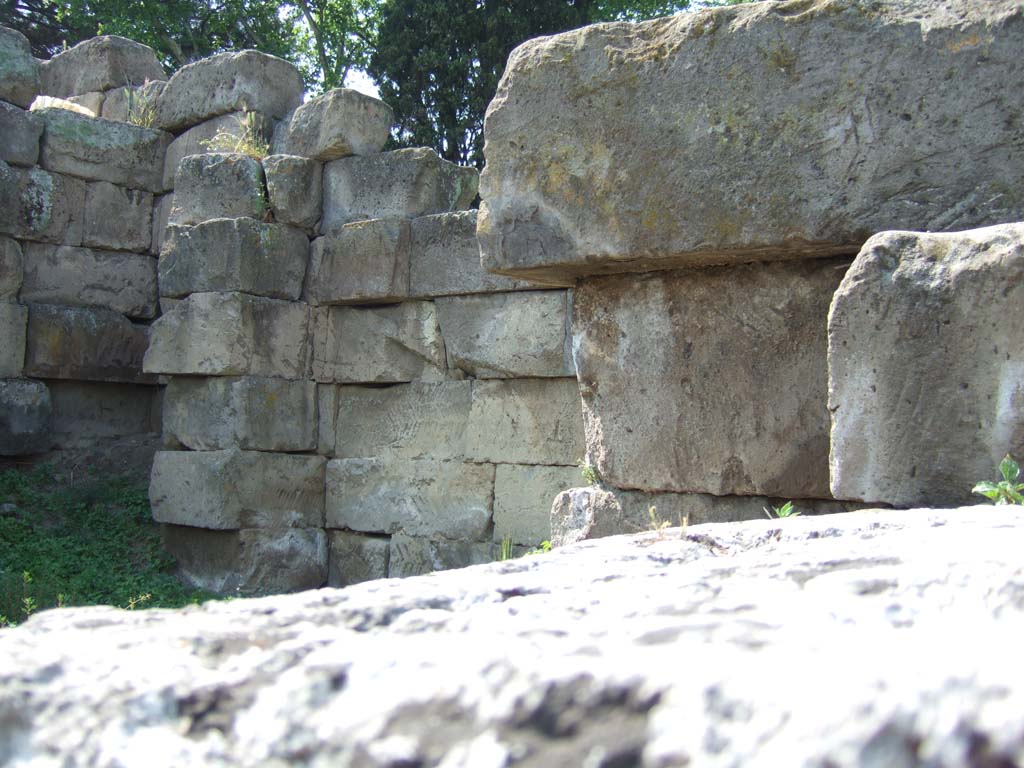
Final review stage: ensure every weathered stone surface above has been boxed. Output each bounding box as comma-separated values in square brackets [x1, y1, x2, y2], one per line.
[167, 153, 266, 226]
[0, 236, 23, 300]
[312, 302, 445, 383]
[40, 35, 164, 98]
[162, 525, 327, 595]
[144, 292, 310, 379]
[550, 485, 870, 547]
[82, 181, 153, 251]
[273, 88, 392, 160]
[20, 243, 158, 319]
[436, 290, 572, 378]
[321, 148, 478, 233]
[322, 381, 471, 459]
[0, 301, 27, 376]
[151, 193, 172, 256]
[326, 458, 493, 540]
[0, 161, 85, 245]
[494, 463, 581, 545]
[409, 210, 532, 297]
[0, 378, 51, 455]
[162, 376, 316, 451]
[263, 154, 321, 232]
[4, 507, 1024, 765]
[306, 219, 410, 305]
[0, 26, 39, 108]
[574, 260, 844, 497]
[100, 79, 166, 123]
[479, 1, 1024, 283]
[465, 378, 583, 465]
[388, 532, 494, 578]
[154, 50, 303, 133]
[327, 530, 390, 588]
[829, 224, 1024, 507]
[0, 100, 42, 166]
[36, 107, 170, 192]
[67, 91, 104, 115]
[162, 111, 273, 190]
[24, 304, 153, 383]
[159, 218, 308, 300]
[150, 449, 325, 530]
[48, 381, 160, 447]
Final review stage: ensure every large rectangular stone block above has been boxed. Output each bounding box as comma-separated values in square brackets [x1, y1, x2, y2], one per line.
[162, 376, 316, 452]
[144, 292, 310, 379]
[0, 161, 85, 245]
[306, 219, 410, 305]
[321, 148, 477, 233]
[263, 155, 321, 232]
[162, 111, 273, 190]
[0, 302, 27, 376]
[312, 302, 445, 383]
[478, 0, 1024, 283]
[150, 449, 326, 529]
[408, 211, 532, 298]
[159, 218, 308, 300]
[162, 524, 327, 595]
[24, 304, 154, 383]
[436, 291, 572, 378]
[572, 260, 844, 497]
[36, 108, 171, 192]
[0, 101, 42, 167]
[327, 531, 390, 588]
[0, 27, 39, 108]
[0, 378, 51, 456]
[323, 381, 471, 459]
[82, 181, 152, 252]
[0, 237, 23, 300]
[21, 243, 158, 319]
[465, 378, 584, 466]
[829, 224, 1024, 507]
[387, 533, 493, 579]
[167, 153, 266, 226]
[40, 35, 165, 98]
[273, 88, 392, 160]
[326, 457, 494, 540]
[494, 464, 581, 546]
[48, 381, 160, 447]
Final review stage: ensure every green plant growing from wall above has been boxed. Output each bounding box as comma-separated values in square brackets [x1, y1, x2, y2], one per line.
[764, 501, 799, 519]
[578, 459, 601, 486]
[973, 455, 1024, 505]
[123, 82, 156, 128]
[201, 112, 271, 160]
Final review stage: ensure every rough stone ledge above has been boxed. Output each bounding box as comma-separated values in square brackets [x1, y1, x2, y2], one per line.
[1, 506, 1021, 766]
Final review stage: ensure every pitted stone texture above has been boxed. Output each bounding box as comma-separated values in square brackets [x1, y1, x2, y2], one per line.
[829, 224, 1024, 507]
[162, 524, 327, 595]
[273, 88, 392, 160]
[479, 1, 1024, 283]
[321, 381, 471, 459]
[100, 79, 166, 123]
[151, 193, 172, 256]
[0, 26, 39, 108]
[436, 290, 572, 378]
[495, 464, 581, 545]
[0, 378, 51, 455]
[24, 304, 153, 383]
[48, 381, 160, 447]
[162, 111, 273, 190]
[82, 181, 152, 252]
[154, 50, 304, 133]
[312, 303, 445, 383]
[0, 101, 42, 166]
[168, 153, 266, 226]
[574, 260, 844, 497]
[144, 292, 310, 379]
[321, 148, 478, 233]
[20, 243, 158, 319]
[409, 210, 532, 297]
[159, 219, 308, 300]
[306, 219, 410, 305]
[388, 532, 494, 578]
[0, 236, 24, 300]
[263, 155, 322, 232]
[40, 36, 164, 98]
[326, 458, 494, 540]
[0, 302, 27, 376]
[35, 108, 170, 192]
[0, 161, 85, 245]
[327, 531, 390, 587]
[150, 449, 325, 530]
[466, 378, 583, 466]
[162, 376, 316, 452]
[2, 507, 1024, 762]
